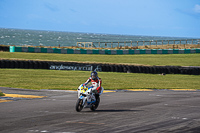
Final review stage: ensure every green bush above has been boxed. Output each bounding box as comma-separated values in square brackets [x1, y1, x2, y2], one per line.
[0, 90, 5, 96]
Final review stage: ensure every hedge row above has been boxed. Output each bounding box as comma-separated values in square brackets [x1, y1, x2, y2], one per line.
[0, 59, 200, 75]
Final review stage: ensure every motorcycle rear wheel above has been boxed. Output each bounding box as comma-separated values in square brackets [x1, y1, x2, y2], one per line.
[76, 99, 83, 112]
[90, 97, 100, 111]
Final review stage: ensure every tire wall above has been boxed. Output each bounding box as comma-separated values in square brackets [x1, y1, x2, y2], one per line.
[0, 46, 9, 51]
[0, 59, 199, 75]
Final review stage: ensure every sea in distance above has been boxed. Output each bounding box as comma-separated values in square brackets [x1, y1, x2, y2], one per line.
[0, 28, 196, 48]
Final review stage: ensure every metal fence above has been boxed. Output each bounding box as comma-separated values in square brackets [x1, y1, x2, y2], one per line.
[77, 39, 200, 48]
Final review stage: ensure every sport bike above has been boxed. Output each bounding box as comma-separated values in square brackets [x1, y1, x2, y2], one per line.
[76, 84, 103, 112]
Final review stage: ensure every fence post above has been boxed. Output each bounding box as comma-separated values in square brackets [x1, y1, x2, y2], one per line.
[77, 42, 78, 47]
[105, 42, 107, 48]
[162, 40, 163, 46]
[174, 40, 175, 45]
[98, 42, 100, 48]
[131, 41, 132, 47]
[137, 41, 138, 47]
[111, 42, 113, 48]
[149, 41, 151, 47]
[118, 42, 119, 48]
[185, 40, 187, 48]
[168, 40, 169, 46]
[124, 41, 126, 47]
[156, 40, 157, 47]
[192, 39, 193, 44]
[143, 41, 145, 46]
[84, 42, 86, 48]
[180, 40, 181, 45]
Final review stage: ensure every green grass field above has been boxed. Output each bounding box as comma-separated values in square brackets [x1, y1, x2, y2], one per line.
[1, 52, 200, 66]
[0, 69, 199, 90]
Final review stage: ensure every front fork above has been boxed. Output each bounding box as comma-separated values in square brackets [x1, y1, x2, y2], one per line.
[79, 96, 87, 107]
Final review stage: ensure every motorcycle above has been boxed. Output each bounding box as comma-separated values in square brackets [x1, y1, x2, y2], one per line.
[76, 83, 104, 112]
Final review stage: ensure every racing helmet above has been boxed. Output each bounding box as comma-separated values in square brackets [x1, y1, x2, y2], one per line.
[91, 71, 98, 80]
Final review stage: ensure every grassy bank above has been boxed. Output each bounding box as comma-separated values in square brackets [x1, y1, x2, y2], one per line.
[0, 69, 199, 90]
[1, 52, 200, 66]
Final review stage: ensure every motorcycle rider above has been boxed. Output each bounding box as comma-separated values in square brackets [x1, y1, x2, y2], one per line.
[82, 71, 102, 100]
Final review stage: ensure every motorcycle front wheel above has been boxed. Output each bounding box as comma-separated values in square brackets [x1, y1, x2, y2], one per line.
[76, 99, 83, 112]
[90, 97, 100, 111]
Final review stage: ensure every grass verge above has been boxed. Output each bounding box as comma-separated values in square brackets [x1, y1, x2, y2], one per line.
[0, 69, 199, 90]
[0, 52, 200, 66]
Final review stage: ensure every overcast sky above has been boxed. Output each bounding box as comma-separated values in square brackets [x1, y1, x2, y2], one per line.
[0, 0, 200, 37]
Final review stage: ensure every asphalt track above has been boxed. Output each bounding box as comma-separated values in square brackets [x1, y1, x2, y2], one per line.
[0, 87, 200, 133]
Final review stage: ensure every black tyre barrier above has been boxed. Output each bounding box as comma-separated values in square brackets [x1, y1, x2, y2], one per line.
[1, 60, 7, 68]
[3, 46, 9, 51]
[141, 66, 146, 73]
[0, 59, 200, 75]
[130, 66, 136, 73]
[174, 67, 179, 74]
[106, 65, 111, 72]
[140, 66, 144, 73]
[0, 46, 9, 51]
[126, 66, 133, 73]
[19, 61, 24, 68]
[0, 46, 3, 51]
[145, 66, 149, 73]
[110, 65, 115, 72]
[144, 66, 149, 73]
[33, 61, 38, 69]
[101, 64, 106, 72]
[123, 65, 128, 73]
[151, 67, 156, 74]
[104, 65, 110, 72]
[102, 64, 108, 72]
[37, 61, 43, 69]
[9, 60, 15, 68]
[41, 61, 48, 69]
[137, 66, 142, 73]
[149, 67, 154, 74]
[4, 60, 10, 68]
[0, 60, 5, 68]
[117, 65, 123, 72]
[167, 67, 173, 74]
[29, 61, 34, 69]
[133, 66, 139, 73]
[113, 65, 118, 72]
[24, 61, 29, 69]
[0, 60, 2, 68]
[14, 61, 19, 68]
[128, 66, 134, 73]
[197, 68, 200, 75]
[160, 67, 165, 74]
[108, 65, 113, 72]
[191, 68, 199, 75]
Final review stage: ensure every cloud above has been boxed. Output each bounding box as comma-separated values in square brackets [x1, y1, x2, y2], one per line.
[194, 4, 200, 13]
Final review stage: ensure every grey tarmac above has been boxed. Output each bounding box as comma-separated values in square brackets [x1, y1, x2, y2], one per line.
[0, 87, 200, 133]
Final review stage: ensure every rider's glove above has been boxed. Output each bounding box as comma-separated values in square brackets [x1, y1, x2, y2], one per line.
[97, 87, 101, 93]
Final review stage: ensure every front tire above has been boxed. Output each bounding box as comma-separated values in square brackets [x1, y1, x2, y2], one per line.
[76, 99, 83, 112]
[90, 97, 100, 111]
